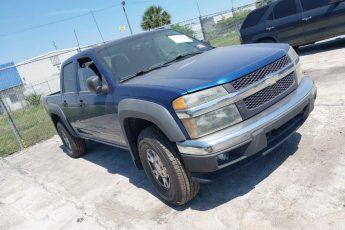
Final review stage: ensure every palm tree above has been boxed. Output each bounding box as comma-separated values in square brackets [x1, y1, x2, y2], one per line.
[141, 6, 171, 31]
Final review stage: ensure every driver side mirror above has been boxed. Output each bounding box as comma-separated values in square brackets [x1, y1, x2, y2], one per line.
[86, 76, 108, 94]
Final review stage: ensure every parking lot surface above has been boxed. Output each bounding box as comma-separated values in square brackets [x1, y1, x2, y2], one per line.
[1, 38, 345, 230]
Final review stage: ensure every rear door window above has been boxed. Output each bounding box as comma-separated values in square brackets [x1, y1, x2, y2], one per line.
[242, 6, 269, 28]
[300, 0, 329, 11]
[62, 62, 76, 93]
[274, 0, 298, 19]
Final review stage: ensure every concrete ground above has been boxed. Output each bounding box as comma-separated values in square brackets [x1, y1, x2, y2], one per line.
[1, 38, 345, 230]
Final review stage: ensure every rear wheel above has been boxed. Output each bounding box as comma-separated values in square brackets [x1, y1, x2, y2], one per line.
[138, 126, 199, 205]
[56, 122, 86, 158]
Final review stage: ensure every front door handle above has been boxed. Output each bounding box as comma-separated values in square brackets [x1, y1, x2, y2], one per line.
[266, 26, 275, 31]
[302, 16, 312, 21]
[79, 100, 86, 107]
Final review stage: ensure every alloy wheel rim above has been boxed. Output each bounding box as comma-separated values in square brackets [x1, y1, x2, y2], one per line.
[61, 129, 72, 151]
[146, 149, 170, 189]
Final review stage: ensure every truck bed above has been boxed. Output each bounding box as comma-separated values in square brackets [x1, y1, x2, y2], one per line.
[44, 91, 62, 105]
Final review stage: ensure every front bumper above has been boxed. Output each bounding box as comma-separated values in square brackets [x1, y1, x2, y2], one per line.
[177, 77, 317, 182]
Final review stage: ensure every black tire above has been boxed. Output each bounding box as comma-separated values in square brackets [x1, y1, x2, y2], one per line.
[259, 38, 276, 43]
[56, 122, 86, 158]
[138, 126, 199, 205]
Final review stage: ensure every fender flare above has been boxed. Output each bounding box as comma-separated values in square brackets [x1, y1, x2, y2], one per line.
[47, 103, 78, 137]
[254, 35, 277, 43]
[118, 99, 187, 169]
[118, 99, 186, 142]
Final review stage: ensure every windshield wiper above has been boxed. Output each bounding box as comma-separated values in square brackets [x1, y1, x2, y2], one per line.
[163, 51, 204, 66]
[120, 63, 169, 83]
[119, 51, 204, 83]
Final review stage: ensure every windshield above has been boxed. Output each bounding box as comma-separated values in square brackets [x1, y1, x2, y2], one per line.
[97, 30, 212, 82]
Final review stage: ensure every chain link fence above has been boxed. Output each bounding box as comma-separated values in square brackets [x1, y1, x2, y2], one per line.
[0, 81, 58, 157]
[0, 48, 83, 157]
[170, 3, 256, 47]
[0, 3, 258, 157]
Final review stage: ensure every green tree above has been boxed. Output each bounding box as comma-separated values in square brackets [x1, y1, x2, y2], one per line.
[141, 6, 171, 31]
[256, 0, 273, 8]
[170, 24, 196, 38]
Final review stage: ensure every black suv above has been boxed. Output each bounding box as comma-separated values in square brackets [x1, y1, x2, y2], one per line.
[240, 0, 345, 47]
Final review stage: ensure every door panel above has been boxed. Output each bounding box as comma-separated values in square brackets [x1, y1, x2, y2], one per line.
[76, 92, 126, 145]
[300, 0, 332, 43]
[321, 2, 345, 38]
[266, 0, 305, 45]
[62, 93, 80, 128]
[61, 61, 79, 129]
[74, 57, 126, 145]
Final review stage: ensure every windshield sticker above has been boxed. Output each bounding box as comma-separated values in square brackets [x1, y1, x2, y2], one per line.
[168, 35, 193, 44]
[197, 44, 206, 49]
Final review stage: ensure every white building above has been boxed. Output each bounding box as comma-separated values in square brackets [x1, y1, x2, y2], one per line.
[16, 48, 79, 94]
[16, 44, 98, 95]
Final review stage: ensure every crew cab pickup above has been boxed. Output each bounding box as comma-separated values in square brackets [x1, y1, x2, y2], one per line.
[44, 29, 317, 205]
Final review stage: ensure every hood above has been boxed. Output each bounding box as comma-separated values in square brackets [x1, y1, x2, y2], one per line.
[123, 43, 290, 93]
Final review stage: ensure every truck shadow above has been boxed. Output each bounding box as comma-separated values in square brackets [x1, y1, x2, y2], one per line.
[78, 133, 301, 211]
[298, 36, 345, 56]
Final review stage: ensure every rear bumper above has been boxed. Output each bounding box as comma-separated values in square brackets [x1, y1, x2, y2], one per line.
[177, 77, 317, 182]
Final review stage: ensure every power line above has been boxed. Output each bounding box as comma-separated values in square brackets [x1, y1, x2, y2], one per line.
[90, 10, 105, 43]
[0, 0, 165, 37]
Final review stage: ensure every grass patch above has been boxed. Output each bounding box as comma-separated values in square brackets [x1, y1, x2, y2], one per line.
[209, 31, 241, 47]
[0, 105, 56, 157]
[0, 118, 21, 157]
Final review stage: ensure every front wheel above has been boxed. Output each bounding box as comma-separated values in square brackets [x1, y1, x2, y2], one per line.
[138, 127, 199, 205]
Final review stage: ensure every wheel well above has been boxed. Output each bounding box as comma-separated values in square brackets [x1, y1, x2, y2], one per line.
[123, 118, 159, 169]
[257, 37, 276, 43]
[50, 114, 61, 128]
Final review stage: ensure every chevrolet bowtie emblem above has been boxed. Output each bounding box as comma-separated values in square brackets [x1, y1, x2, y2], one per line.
[266, 77, 277, 86]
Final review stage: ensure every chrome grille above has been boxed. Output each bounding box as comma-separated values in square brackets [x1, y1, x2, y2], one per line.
[243, 73, 295, 110]
[231, 56, 291, 90]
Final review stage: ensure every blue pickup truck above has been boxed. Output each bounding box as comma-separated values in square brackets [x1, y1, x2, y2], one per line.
[44, 29, 317, 205]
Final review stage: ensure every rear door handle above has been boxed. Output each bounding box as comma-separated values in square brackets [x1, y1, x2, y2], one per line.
[63, 100, 68, 107]
[302, 16, 312, 21]
[266, 26, 275, 31]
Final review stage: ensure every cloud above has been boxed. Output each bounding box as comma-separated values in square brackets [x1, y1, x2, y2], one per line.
[48, 9, 90, 16]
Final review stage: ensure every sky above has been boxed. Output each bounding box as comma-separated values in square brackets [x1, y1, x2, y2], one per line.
[0, 0, 254, 64]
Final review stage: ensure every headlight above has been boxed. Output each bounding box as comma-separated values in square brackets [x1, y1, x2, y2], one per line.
[288, 46, 299, 62]
[172, 86, 227, 110]
[181, 104, 242, 139]
[173, 86, 242, 139]
[288, 46, 303, 85]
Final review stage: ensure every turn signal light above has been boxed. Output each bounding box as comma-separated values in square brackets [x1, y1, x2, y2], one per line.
[172, 97, 187, 110]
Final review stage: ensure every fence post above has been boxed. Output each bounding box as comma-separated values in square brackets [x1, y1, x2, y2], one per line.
[0, 96, 24, 150]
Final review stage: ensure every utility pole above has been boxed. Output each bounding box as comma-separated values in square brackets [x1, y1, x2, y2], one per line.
[197, 1, 207, 41]
[90, 10, 105, 43]
[231, 0, 239, 34]
[73, 29, 81, 52]
[121, 1, 133, 35]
